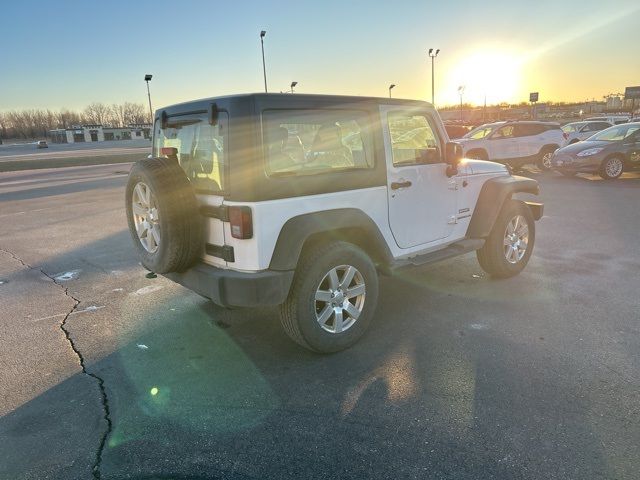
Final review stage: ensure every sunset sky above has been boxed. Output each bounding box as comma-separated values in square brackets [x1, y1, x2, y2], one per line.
[1, 0, 639, 111]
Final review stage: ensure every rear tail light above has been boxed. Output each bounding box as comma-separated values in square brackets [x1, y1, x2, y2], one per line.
[160, 147, 178, 157]
[228, 206, 253, 239]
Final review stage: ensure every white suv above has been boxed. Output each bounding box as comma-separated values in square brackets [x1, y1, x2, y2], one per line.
[126, 94, 543, 352]
[456, 121, 565, 170]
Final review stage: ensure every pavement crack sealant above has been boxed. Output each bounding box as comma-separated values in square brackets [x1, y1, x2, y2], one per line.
[0, 248, 112, 479]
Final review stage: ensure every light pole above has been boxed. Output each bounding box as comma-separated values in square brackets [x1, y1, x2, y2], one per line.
[458, 85, 465, 122]
[389, 84, 396, 98]
[290, 81, 298, 93]
[260, 30, 268, 93]
[428, 48, 440, 105]
[144, 74, 153, 123]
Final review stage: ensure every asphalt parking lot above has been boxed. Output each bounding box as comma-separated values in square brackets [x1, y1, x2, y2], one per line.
[0, 164, 639, 480]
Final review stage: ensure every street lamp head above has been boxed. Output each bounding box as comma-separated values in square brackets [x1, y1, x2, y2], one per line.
[428, 48, 440, 58]
[260, 30, 266, 38]
[291, 81, 298, 88]
[389, 84, 396, 90]
[428, 48, 433, 55]
[144, 74, 152, 81]
[436, 49, 440, 55]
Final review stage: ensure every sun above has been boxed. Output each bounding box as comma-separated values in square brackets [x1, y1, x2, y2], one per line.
[444, 49, 523, 106]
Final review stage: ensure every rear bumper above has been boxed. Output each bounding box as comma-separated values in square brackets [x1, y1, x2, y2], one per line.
[165, 262, 294, 308]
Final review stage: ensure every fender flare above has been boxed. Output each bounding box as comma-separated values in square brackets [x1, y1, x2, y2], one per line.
[269, 208, 393, 271]
[466, 175, 540, 239]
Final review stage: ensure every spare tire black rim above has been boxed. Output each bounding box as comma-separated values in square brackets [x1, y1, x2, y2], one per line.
[132, 181, 161, 253]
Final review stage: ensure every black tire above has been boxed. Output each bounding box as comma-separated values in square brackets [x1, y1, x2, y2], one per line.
[280, 241, 379, 353]
[125, 157, 203, 274]
[477, 200, 535, 279]
[598, 156, 624, 180]
[536, 147, 556, 171]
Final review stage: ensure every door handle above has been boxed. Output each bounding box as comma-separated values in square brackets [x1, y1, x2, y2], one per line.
[391, 181, 412, 190]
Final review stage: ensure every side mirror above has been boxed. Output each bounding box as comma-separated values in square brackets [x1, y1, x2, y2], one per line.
[445, 142, 463, 177]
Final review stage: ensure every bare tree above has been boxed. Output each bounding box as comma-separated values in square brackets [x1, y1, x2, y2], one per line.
[123, 102, 147, 125]
[83, 103, 112, 126]
[55, 109, 81, 129]
[110, 103, 126, 127]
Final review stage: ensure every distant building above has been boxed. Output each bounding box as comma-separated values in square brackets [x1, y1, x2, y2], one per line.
[49, 124, 152, 143]
[606, 96, 623, 110]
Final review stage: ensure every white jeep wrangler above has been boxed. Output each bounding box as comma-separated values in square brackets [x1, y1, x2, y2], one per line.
[126, 94, 543, 353]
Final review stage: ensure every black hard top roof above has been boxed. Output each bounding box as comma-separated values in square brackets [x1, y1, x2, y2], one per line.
[161, 92, 432, 112]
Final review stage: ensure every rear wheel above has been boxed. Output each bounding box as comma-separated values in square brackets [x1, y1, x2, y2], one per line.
[477, 200, 535, 278]
[280, 241, 379, 353]
[599, 156, 624, 180]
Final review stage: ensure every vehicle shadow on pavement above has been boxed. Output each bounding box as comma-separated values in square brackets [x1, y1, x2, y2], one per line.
[1, 267, 624, 480]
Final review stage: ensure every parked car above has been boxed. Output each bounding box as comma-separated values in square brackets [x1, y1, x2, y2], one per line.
[561, 120, 612, 145]
[551, 122, 640, 179]
[36, 140, 48, 149]
[584, 115, 630, 125]
[125, 93, 543, 353]
[456, 121, 565, 170]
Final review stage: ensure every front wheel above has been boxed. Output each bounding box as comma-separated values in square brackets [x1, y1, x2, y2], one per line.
[536, 148, 555, 171]
[280, 241, 379, 353]
[477, 200, 535, 278]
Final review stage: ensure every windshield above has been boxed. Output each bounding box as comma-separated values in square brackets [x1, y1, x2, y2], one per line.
[153, 113, 227, 192]
[589, 124, 640, 142]
[463, 123, 500, 139]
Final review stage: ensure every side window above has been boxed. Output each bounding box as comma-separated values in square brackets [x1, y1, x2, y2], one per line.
[514, 125, 534, 137]
[262, 109, 373, 176]
[492, 125, 515, 139]
[154, 113, 227, 192]
[595, 122, 611, 131]
[387, 112, 442, 166]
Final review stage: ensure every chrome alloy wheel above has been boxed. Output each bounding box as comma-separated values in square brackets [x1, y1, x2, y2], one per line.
[542, 152, 554, 169]
[132, 182, 161, 253]
[605, 157, 623, 178]
[503, 215, 529, 264]
[314, 265, 366, 334]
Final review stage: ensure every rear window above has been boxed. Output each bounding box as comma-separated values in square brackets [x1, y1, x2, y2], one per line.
[153, 113, 227, 192]
[262, 109, 373, 176]
[562, 123, 582, 133]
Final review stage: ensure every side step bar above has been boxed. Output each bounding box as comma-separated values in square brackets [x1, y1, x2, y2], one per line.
[383, 238, 485, 274]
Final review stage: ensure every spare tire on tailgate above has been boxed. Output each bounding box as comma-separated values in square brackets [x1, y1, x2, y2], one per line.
[125, 157, 203, 274]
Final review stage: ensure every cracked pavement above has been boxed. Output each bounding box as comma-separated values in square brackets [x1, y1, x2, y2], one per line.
[1, 164, 639, 480]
